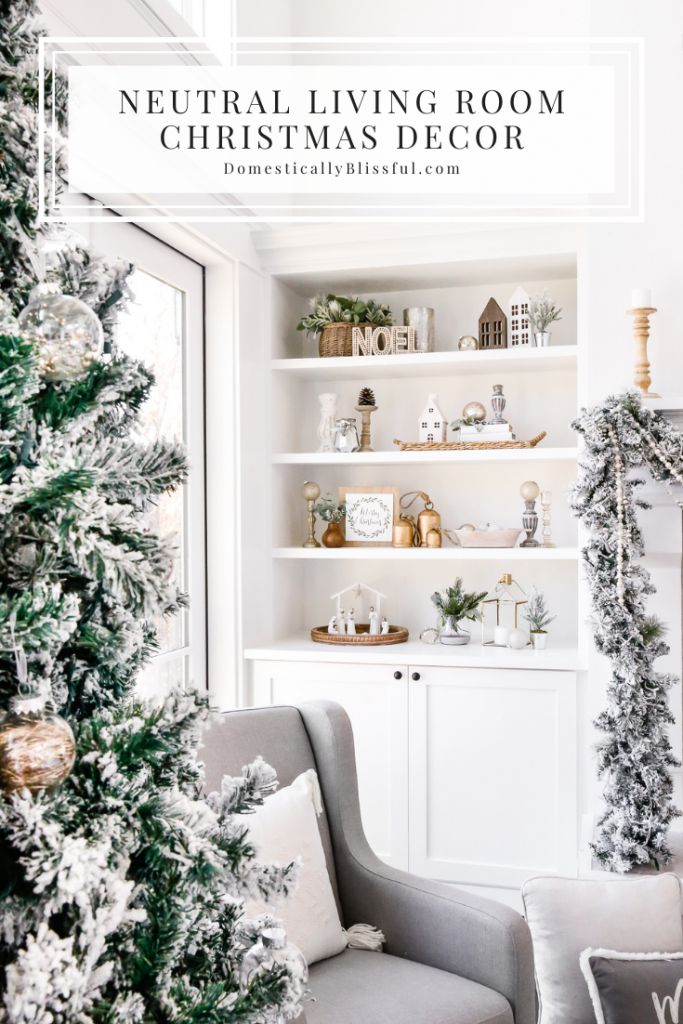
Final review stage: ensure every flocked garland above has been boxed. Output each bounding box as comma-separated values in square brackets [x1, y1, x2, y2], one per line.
[572, 392, 683, 872]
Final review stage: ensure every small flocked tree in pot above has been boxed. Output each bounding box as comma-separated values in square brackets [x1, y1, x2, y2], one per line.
[522, 588, 556, 650]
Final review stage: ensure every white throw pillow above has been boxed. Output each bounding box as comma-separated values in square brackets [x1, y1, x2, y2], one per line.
[240, 769, 346, 966]
[522, 874, 683, 1024]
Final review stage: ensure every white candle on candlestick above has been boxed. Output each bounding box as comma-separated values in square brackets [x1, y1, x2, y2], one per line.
[631, 287, 652, 309]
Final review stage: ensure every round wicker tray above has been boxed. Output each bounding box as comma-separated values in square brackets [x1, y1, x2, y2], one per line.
[393, 431, 546, 451]
[311, 624, 409, 645]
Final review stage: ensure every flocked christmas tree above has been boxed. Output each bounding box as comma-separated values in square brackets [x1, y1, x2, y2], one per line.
[0, 2, 306, 1019]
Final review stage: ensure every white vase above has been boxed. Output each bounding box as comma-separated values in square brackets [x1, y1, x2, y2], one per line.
[440, 615, 471, 646]
[534, 332, 551, 347]
[317, 392, 338, 452]
[531, 631, 547, 650]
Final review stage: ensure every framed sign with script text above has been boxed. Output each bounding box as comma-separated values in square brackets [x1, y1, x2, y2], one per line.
[338, 486, 399, 546]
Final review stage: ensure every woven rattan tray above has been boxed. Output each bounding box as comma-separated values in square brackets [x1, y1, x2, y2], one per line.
[311, 624, 409, 645]
[393, 431, 546, 452]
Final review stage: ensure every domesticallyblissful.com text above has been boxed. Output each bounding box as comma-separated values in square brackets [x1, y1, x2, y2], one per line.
[222, 160, 460, 178]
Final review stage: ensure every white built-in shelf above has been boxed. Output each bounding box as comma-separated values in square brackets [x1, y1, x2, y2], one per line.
[273, 447, 578, 466]
[244, 636, 585, 672]
[273, 546, 579, 561]
[642, 397, 683, 411]
[271, 345, 577, 382]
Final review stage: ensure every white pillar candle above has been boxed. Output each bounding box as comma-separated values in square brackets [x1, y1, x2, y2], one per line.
[541, 490, 552, 504]
[630, 287, 652, 309]
[494, 625, 510, 647]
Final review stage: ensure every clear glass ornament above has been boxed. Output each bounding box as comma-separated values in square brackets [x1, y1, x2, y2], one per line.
[18, 282, 104, 382]
[0, 700, 75, 795]
[239, 927, 308, 1022]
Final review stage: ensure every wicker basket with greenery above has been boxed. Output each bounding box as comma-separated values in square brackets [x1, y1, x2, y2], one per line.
[297, 294, 393, 357]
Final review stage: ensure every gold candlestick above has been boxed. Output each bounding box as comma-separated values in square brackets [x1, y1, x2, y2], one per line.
[627, 306, 660, 398]
[302, 480, 321, 548]
[354, 404, 377, 452]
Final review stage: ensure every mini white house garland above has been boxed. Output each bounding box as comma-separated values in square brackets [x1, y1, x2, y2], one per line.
[572, 392, 683, 872]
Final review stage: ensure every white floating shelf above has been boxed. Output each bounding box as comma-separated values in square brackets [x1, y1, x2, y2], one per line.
[244, 636, 585, 672]
[272, 345, 577, 381]
[273, 447, 578, 466]
[273, 546, 579, 561]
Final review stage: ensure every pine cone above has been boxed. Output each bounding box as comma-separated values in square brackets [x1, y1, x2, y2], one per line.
[357, 386, 376, 407]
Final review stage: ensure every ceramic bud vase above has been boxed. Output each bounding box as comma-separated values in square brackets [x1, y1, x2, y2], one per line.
[322, 522, 344, 548]
[317, 393, 338, 452]
[439, 615, 471, 646]
[531, 631, 548, 650]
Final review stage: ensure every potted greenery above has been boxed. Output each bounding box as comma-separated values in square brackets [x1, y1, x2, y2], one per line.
[528, 290, 562, 347]
[314, 496, 346, 548]
[297, 294, 393, 358]
[523, 588, 556, 649]
[431, 578, 488, 646]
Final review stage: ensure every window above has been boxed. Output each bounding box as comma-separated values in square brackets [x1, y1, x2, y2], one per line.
[93, 222, 207, 699]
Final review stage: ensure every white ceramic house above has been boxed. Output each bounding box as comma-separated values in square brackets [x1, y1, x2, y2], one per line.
[418, 393, 447, 442]
[508, 286, 531, 346]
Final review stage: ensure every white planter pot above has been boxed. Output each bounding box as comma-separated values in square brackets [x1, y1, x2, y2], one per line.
[531, 632, 548, 650]
[534, 332, 551, 347]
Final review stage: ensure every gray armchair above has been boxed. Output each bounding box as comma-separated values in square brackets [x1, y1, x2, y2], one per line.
[201, 701, 535, 1024]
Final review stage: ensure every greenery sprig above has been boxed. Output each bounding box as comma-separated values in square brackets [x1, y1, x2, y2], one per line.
[297, 294, 393, 335]
[314, 496, 346, 523]
[431, 578, 487, 625]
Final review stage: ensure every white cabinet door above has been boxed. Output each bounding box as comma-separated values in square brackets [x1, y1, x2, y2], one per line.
[250, 660, 409, 869]
[409, 665, 577, 888]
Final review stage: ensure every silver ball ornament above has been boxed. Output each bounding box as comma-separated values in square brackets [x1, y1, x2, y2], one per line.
[462, 401, 487, 422]
[18, 283, 104, 383]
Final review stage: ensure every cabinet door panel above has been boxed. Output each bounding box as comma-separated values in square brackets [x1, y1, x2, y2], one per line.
[409, 665, 577, 887]
[251, 660, 408, 868]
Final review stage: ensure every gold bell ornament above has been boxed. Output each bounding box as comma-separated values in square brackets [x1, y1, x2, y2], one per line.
[392, 513, 418, 548]
[399, 491, 442, 548]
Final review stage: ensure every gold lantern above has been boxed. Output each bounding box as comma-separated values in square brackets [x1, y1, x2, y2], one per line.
[481, 573, 528, 646]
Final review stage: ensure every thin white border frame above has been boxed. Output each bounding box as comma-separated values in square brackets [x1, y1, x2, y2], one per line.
[39, 34, 644, 224]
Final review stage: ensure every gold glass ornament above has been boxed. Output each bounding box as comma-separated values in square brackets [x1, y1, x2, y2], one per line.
[457, 335, 479, 351]
[462, 401, 487, 422]
[18, 282, 104, 382]
[0, 705, 75, 794]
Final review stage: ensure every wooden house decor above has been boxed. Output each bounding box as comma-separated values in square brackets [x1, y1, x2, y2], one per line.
[478, 298, 508, 350]
[508, 287, 531, 346]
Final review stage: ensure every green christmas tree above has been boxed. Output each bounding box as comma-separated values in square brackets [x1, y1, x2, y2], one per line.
[0, 2, 306, 1019]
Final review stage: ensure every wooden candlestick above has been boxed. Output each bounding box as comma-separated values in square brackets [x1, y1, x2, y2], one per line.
[354, 404, 377, 452]
[627, 306, 660, 398]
